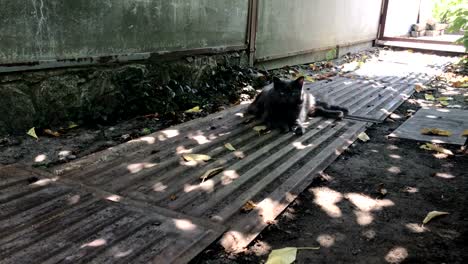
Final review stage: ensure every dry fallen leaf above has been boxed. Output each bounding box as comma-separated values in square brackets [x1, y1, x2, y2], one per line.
[200, 167, 224, 183]
[170, 194, 177, 201]
[27, 127, 38, 140]
[421, 128, 453, 137]
[422, 211, 449, 225]
[358, 132, 370, 142]
[225, 143, 236, 151]
[420, 143, 453, 155]
[44, 129, 61, 137]
[185, 106, 202, 113]
[415, 83, 425, 93]
[182, 154, 212, 162]
[425, 94, 435, 101]
[241, 200, 257, 212]
[266, 247, 320, 264]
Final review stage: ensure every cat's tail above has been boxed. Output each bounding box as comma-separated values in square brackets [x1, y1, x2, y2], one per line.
[327, 104, 349, 116]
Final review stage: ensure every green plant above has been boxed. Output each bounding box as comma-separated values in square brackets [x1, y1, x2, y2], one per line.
[447, 7, 468, 50]
[432, 0, 465, 23]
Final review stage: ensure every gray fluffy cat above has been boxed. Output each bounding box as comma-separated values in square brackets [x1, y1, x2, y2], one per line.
[247, 76, 348, 135]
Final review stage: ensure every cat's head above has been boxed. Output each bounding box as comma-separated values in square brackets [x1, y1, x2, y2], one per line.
[272, 76, 304, 104]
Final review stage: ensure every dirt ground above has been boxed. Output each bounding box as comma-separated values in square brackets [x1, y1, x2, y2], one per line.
[1, 49, 467, 263]
[192, 58, 468, 263]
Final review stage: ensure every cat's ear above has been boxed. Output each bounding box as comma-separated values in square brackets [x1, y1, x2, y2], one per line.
[273, 77, 282, 84]
[294, 76, 305, 88]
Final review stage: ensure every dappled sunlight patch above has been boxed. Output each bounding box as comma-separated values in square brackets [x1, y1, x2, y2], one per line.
[345, 193, 395, 212]
[385, 246, 408, 263]
[174, 219, 197, 231]
[387, 166, 401, 174]
[257, 198, 282, 222]
[405, 223, 426, 233]
[387, 145, 399, 150]
[126, 162, 157, 174]
[221, 170, 240, 185]
[106, 195, 122, 202]
[354, 210, 374, 226]
[162, 129, 179, 138]
[184, 180, 215, 193]
[191, 135, 211, 145]
[292, 141, 313, 150]
[140, 137, 156, 144]
[68, 195, 81, 205]
[114, 249, 133, 258]
[433, 172, 455, 179]
[34, 154, 47, 163]
[316, 234, 335, 248]
[311, 187, 343, 218]
[389, 154, 401, 159]
[152, 182, 168, 192]
[30, 177, 58, 187]
[80, 238, 107, 248]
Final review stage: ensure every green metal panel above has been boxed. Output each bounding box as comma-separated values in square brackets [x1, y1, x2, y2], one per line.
[0, 0, 249, 63]
[256, 0, 382, 61]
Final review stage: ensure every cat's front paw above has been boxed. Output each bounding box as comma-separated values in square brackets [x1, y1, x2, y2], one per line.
[294, 126, 305, 136]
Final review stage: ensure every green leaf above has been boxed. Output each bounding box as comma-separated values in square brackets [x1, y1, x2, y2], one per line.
[224, 143, 236, 151]
[185, 106, 202, 113]
[27, 127, 38, 140]
[266, 247, 320, 264]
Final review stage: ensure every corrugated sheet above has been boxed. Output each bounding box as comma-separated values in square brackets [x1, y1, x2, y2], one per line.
[0, 165, 225, 264]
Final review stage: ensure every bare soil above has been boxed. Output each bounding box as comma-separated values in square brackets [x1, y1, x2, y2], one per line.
[192, 59, 468, 264]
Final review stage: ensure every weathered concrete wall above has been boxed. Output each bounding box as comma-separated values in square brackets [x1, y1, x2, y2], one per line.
[0, 52, 249, 135]
[384, 0, 421, 37]
[255, 0, 382, 62]
[0, 0, 249, 63]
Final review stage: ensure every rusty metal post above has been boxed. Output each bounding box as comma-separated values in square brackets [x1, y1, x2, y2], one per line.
[377, 0, 389, 40]
[247, 0, 259, 67]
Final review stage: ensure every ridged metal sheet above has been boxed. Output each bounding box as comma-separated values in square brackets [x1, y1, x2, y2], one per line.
[53, 103, 366, 252]
[306, 76, 414, 120]
[0, 165, 225, 264]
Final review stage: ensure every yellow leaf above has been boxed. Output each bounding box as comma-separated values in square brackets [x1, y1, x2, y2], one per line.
[425, 94, 435, 101]
[266, 247, 320, 264]
[44, 129, 61, 137]
[266, 248, 297, 264]
[462, 130, 468, 137]
[420, 143, 453, 155]
[182, 154, 211, 162]
[185, 106, 202, 113]
[224, 143, 236, 151]
[420, 128, 452, 137]
[439, 101, 449, 107]
[200, 167, 224, 183]
[27, 127, 38, 140]
[422, 211, 449, 225]
[358, 132, 370, 142]
[68, 122, 79, 129]
[305, 76, 315, 83]
[414, 83, 425, 93]
[241, 200, 257, 212]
